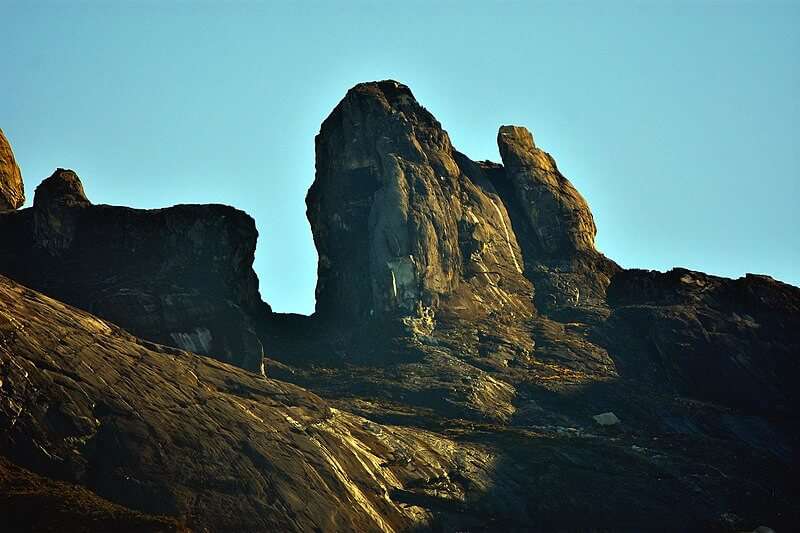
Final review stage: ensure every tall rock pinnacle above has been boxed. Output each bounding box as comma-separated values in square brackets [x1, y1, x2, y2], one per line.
[497, 125, 597, 258]
[0, 128, 25, 210]
[306, 80, 617, 333]
[307, 80, 533, 329]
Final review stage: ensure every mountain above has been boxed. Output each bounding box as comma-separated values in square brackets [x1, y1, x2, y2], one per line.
[0, 81, 797, 531]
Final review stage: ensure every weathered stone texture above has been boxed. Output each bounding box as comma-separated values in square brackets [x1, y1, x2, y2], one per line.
[0, 169, 266, 373]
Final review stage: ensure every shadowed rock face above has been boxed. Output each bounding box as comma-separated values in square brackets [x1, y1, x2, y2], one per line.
[606, 268, 800, 413]
[4, 273, 798, 532]
[0, 456, 187, 532]
[0, 129, 24, 210]
[0, 169, 266, 373]
[34, 168, 90, 208]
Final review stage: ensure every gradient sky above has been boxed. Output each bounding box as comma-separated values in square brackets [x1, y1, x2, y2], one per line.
[3, 1, 798, 314]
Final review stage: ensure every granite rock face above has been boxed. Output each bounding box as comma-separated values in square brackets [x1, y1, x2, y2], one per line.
[307, 82, 618, 340]
[295, 81, 798, 424]
[0, 129, 25, 210]
[496, 125, 596, 258]
[606, 268, 800, 414]
[0, 169, 266, 373]
[308, 81, 533, 332]
[268, 80, 799, 530]
[0, 275, 498, 532]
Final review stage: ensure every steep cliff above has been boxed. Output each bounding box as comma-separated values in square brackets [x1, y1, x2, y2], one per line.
[307, 81, 534, 331]
[306, 81, 618, 340]
[0, 168, 266, 373]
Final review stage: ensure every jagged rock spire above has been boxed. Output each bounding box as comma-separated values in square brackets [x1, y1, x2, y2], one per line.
[307, 80, 532, 328]
[306, 80, 613, 331]
[497, 125, 597, 258]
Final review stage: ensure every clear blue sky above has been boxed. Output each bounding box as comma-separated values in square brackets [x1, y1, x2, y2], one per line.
[3, 1, 798, 313]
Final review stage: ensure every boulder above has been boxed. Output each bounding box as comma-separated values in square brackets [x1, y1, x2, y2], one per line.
[593, 412, 621, 426]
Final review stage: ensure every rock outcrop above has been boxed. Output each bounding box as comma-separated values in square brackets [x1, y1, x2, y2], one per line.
[270, 80, 799, 530]
[0, 129, 24, 210]
[1, 80, 799, 531]
[293, 81, 799, 424]
[493, 125, 618, 317]
[307, 81, 533, 332]
[496, 125, 596, 258]
[606, 268, 800, 413]
[34, 168, 91, 208]
[0, 169, 266, 373]
[307, 81, 618, 341]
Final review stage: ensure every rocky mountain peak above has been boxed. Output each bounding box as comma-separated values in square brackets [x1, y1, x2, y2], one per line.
[316, 80, 459, 181]
[33, 168, 91, 209]
[0, 128, 25, 210]
[308, 81, 533, 333]
[497, 124, 597, 258]
[307, 81, 616, 338]
[498, 124, 538, 153]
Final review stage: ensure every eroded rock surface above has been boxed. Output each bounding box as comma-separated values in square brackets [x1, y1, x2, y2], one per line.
[606, 268, 800, 414]
[264, 80, 800, 530]
[496, 125, 596, 258]
[0, 129, 24, 210]
[0, 275, 496, 532]
[308, 81, 533, 330]
[1, 80, 798, 531]
[0, 169, 266, 373]
[4, 274, 797, 532]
